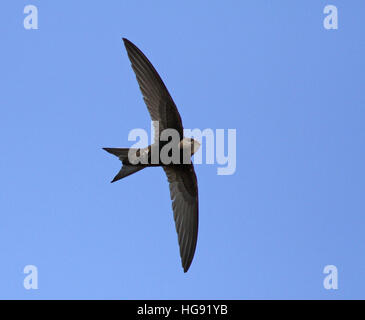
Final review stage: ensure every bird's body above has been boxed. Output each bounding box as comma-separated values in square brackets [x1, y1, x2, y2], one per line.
[104, 38, 200, 272]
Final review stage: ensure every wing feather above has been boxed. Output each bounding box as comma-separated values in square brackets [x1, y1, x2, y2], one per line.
[163, 165, 198, 272]
[123, 38, 184, 142]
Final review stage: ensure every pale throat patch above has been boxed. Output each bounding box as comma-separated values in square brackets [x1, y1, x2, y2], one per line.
[180, 138, 201, 155]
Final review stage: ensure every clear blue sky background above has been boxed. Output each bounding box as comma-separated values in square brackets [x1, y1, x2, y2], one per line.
[1, 1, 364, 299]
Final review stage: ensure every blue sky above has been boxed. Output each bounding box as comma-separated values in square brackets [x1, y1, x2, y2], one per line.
[1, 1, 364, 299]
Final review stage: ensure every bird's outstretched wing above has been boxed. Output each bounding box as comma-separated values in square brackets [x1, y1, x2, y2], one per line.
[123, 38, 184, 142]
[163, 165, 199, 272]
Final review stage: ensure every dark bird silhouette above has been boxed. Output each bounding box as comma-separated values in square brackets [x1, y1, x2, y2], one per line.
[103, 38, 200, 272]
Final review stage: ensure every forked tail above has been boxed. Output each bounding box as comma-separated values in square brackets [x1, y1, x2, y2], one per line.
[103, 148, 145, 183]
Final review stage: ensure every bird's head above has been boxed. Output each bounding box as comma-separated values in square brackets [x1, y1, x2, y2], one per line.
[191, 138, 201, 155]
[181, 137, 201, 156]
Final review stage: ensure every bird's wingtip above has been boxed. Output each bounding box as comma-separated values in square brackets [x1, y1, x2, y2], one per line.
[103, 148, 115, 155]
[111, 176, 119, 183]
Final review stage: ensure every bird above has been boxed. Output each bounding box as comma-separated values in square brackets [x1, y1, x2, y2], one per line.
[103, 38, 200, 272]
